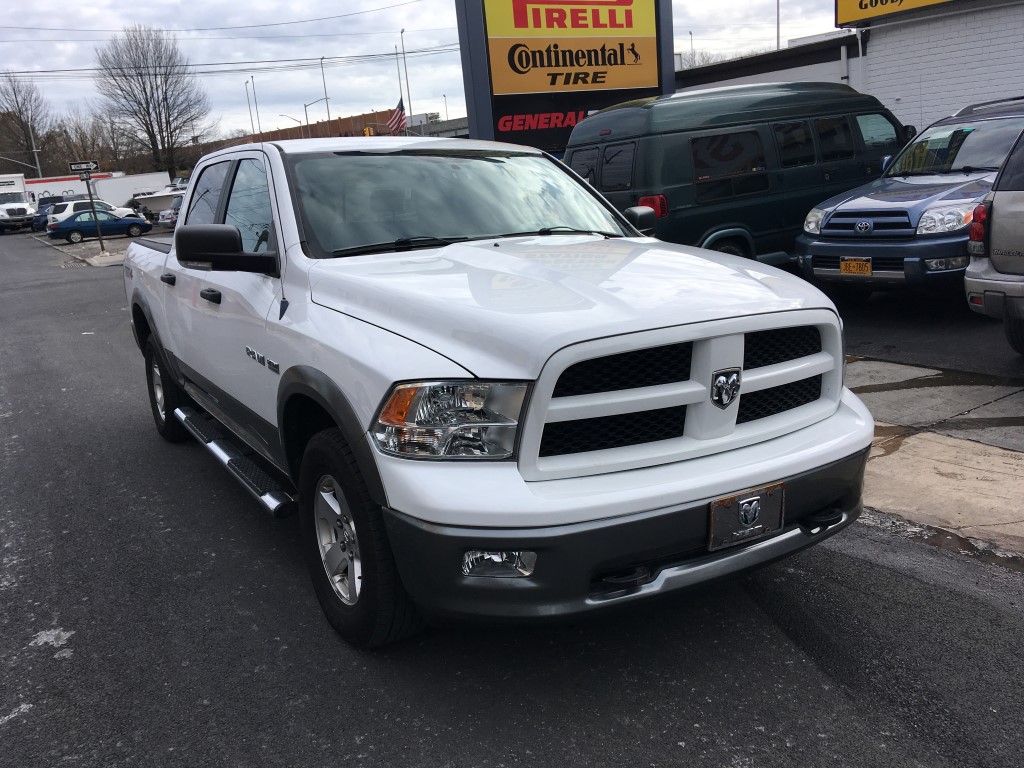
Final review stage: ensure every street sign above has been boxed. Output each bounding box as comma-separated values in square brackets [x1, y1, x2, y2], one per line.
[69, 160, 99, 172]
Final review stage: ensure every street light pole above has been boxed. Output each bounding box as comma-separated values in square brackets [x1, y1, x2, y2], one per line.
[244, 81, 256, 135]
[303, 98, 329, 139]
[443, 94, 448, 121]
[400, 29, 413, 126]
[320, 57, 331, 126]
[280, 114, 304, 138]
[777, 0, 781, 51]
[26, 107, 42, 178]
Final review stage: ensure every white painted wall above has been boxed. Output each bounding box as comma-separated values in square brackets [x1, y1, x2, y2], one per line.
[863, 0, 1024, 130]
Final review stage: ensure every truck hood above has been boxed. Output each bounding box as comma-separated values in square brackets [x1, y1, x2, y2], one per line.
[308, 236, 834, 378]
[819, 172, 994, 220]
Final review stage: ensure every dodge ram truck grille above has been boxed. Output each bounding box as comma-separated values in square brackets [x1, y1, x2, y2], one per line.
[519, 312, 843, 481]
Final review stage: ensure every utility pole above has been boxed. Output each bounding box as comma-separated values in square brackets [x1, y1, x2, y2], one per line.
[251, 76, 263, 135]
[400, 29, 413, 126]
[245, 81, 256, 135]
[320, 57, 332, 126]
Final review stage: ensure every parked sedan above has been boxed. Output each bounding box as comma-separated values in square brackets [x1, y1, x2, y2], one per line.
[47, 210, 152, 243]
[32, 204, 54, 232]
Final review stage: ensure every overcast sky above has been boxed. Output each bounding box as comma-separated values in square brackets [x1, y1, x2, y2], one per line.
[3, 0, 842, 136]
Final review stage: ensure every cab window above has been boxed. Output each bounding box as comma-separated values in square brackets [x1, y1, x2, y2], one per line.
[691, 131, 769, 203]
[224, 158, 273, 252]
[185, 161, 230, 226]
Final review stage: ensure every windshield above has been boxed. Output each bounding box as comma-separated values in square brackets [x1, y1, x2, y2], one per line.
[0, 192, 28, 205]
[289, 150, 629, 257]
[886, 117, 1024, 176]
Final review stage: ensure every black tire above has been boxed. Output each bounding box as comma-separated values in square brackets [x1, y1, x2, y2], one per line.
[710, 239, 747, 258]
[66, 230, 84, 244]
[299, 428, 422, 648]
[1006, 318, 1024, 355]
[127, 224, 143, 237]
[144, 337, 189, 442]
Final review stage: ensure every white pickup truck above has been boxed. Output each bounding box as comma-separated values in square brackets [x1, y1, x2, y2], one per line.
[123, 137, 873, 648]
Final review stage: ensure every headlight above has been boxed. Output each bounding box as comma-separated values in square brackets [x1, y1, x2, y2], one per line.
[803, 207, 826, 235]
[373, 381, 528, 459]
[916, 204, 974, 234]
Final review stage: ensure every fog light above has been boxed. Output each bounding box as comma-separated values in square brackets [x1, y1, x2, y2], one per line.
[924, 257, 968, 270]
[461, 550, 537, 578]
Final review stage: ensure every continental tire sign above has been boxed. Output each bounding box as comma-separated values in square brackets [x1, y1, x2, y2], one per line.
[485, 0, 659, 95]
[836, 0, 959, 26]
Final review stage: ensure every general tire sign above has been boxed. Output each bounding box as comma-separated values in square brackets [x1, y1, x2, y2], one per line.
[836, 0, 959, 26]
[456, 0, 673, 152]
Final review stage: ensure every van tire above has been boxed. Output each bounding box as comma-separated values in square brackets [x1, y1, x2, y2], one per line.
[1005, 319, 1024, 355]
[710, 239, 748, 258]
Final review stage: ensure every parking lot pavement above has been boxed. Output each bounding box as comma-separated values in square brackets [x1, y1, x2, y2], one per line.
[848, 359, 1024, 555]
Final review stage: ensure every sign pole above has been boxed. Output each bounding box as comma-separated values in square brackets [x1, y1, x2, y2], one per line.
[70, 161, 106, 254]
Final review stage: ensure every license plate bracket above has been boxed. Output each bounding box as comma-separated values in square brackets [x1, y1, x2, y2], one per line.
[708, 483, 785, 551]
[840, 256, 872, 276]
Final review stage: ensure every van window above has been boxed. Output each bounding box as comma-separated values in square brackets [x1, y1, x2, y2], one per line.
[600, 143, 635, 191]
[773, 122, 816, 168]
[815, 117, 856, 161]
[691, 131, 769, 203]
[567, 148, 599, 185]
[855, 113, 900, 153]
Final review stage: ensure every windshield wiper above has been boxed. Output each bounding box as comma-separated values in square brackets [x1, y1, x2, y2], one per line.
[498, 225, 622, 238]
[330, 235, 468, 257]
[948, 165, 1001, 174]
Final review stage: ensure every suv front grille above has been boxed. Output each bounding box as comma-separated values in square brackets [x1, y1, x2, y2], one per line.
[524, 317, 841, 480]
[821, 210, 914, 238]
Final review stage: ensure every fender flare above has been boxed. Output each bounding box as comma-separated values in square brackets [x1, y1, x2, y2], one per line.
[699, 227, 755, 255]
[277, 366, 388, 507]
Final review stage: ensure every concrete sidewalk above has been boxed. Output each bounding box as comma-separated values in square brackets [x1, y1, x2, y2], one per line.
[848, 359, 1024, 555]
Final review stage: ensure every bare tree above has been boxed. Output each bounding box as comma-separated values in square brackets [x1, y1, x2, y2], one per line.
[678, 50, 724, 70]
[0, 71, 51, 177]
[93, 26, 210, 177]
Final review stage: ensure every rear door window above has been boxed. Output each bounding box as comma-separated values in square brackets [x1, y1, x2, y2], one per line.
[996, 133, 1024, 191]
[773, 122, 816, 167]
[73, 202, 91, 212]
[691, 131, 769, 203]
[815, 117, 856, 161]
[599, 142, 636, 192]
[567, 148, 599, 185]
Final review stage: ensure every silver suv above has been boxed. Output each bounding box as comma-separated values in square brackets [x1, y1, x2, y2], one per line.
[966, 129, 1024, 354]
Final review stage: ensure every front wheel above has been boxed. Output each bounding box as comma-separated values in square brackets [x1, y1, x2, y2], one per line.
[710, 239, 748, 258]
[127, 224, 143, 237]
[144, 337, 189, 442]
[1006, 318, 1024, 355]
[66, 230, 84, 244]
[299, 429, 422, 648]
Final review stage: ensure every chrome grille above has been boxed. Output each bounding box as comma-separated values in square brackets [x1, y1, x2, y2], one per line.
[821, 210, 914, 238]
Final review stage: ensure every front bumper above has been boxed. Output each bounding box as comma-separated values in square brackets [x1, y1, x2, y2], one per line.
[383, 447, 868, 620]
[796, 233, 968, 287]
[965, 257, 1024, 320]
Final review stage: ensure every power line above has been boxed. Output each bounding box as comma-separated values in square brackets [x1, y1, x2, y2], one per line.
[1, 0, 422, 33]
[0, 27, 458, 44]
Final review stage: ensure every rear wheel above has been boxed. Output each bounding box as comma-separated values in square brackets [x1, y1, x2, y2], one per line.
[144, 337, 189, 442]
[127, 224, 143, 237]
[299, 428, 422, 648]
[710, 239, 748, 258]
[1005, 318, 1024, 355]
[66, 230, 84, 244]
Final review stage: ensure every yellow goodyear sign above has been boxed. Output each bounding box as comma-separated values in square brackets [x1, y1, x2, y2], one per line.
[836, 0, 959, 26]
[484, 0, 660, 95]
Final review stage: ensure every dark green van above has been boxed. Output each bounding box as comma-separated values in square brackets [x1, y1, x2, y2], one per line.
[563, 82, 908, 265]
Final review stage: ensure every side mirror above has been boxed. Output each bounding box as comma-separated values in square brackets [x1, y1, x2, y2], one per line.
[881, 155, 893, 172]
[624, 205, 656, 236]
[175, 224, 278, 275]
[902, 125, 917, 144]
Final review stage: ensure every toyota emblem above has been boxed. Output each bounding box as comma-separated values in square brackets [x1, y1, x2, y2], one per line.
[855, 220, 873, 234]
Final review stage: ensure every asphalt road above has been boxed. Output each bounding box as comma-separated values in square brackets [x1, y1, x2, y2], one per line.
[2, 232, 1023, 767]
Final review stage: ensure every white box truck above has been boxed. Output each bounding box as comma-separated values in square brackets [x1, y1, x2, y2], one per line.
[91, 172, 170, 208]
[0, 173, 36, 232]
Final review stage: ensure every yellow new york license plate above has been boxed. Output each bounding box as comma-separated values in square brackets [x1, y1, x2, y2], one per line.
[840, 257, 872, 276]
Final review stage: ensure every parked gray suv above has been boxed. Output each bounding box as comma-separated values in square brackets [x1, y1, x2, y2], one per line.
[965, 128, 1024, 354]
[797, 96, 1024, 300]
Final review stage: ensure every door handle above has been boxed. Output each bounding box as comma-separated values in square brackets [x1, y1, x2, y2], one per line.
[160, 273, 176, 286]
[200, 288, 222, 304]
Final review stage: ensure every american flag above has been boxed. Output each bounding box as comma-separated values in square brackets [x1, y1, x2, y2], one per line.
[387, 98, 407, 135]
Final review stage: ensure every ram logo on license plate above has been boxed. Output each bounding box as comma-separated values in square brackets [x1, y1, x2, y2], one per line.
[708, 483, 784, 551]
